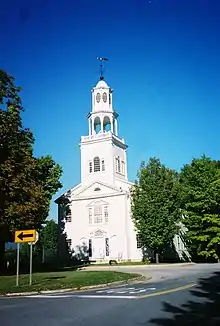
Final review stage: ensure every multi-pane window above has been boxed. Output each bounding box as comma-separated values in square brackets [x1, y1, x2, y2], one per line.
[94, 156, 100, 172]
[105, 238, 109, 256]
[118, 157, 121, 173]
[121, 161, 125, 175]
[94, 204, 103, 224]
[66, 213, 72, 222]
[115, 157, 121, 173]
[88, 239, 92, 257]
[89, 158, 104, 173]
[89, 161, 92, 173]
[136, 235, 142, 249]
[67, 239, 72, 248]
[101, 159, 105, 171]
[104, 206, 108, 222]
[89, 204, 109, 224]
[88, 208, 93, 224]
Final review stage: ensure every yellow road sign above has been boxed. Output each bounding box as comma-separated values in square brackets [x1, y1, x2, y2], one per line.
[15, 229, 37, 243]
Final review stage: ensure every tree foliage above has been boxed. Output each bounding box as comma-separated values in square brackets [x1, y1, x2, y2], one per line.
[40, 220, 70, 266]
[131, 157, 181, 262]
[0, 70, 62, 268]
[180, 156, 220, 260]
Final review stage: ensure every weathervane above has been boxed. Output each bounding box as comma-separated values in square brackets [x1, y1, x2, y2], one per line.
[96, 57, 108, 80]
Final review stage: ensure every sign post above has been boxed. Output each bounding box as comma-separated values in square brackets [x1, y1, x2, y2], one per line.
[29, 243, 33, 285]
[16, 243, 20, 286]
[15, 229, 38, 287]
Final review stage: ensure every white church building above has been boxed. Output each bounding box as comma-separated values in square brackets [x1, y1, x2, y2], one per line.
[55, 75, 189, 263]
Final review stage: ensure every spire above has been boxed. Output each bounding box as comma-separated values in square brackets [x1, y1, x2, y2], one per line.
[96, 57, 108, 80]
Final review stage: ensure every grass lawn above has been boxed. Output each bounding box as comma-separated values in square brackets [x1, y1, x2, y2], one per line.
[0, 271, 140, 294]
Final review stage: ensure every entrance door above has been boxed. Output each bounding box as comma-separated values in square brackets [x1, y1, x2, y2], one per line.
[110, 235, 118, 260]
[93, 238, 105, 260]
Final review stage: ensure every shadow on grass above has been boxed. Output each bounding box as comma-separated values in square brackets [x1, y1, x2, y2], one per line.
[150, 271, 220, 325]
[43, 276, 66, 281]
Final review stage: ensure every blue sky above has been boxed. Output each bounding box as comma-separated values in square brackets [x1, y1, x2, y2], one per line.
[1, 0, 220, 219]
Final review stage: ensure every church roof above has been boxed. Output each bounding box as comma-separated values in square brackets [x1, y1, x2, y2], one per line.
[95, 80, 109, 88]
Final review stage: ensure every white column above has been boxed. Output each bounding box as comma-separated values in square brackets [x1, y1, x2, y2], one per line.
[101, 117, 104, 133]
[92, 117, 95, 135]
[115, 119, 118, 136]
[88, 118, 91, 136]
[110, 117, 113, 133]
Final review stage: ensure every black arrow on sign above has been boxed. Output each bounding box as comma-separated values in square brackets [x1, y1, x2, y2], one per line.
[17, 232, 34, 241]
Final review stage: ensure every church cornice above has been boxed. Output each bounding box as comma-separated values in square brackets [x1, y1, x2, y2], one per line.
[87, 110, 118, 118]
[80, 131, 127, 149]
[71, 191, 127, 202]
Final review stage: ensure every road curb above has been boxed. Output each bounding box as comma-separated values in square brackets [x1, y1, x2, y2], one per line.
[1, 275, 149, 297]
[85, 263, 196, 270]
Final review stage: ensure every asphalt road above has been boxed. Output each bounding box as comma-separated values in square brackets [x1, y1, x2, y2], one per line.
[86, 262, 220, 282]
[1, 264, 220, 326]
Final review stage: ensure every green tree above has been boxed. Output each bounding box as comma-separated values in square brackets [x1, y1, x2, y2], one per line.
[40, 220, 70, 267]
[131, 157, 181, 263]
[0, 70, 62, 270]
[180, 156, 220, 261]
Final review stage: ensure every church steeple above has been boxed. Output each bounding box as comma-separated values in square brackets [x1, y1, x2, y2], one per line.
[80, 73, 128, 186]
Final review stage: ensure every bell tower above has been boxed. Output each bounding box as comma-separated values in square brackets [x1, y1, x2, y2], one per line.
[88, 79, 118, 136]
[80, 59, 128, 186]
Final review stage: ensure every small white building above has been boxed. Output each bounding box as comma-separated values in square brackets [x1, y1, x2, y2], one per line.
[55, 77, 190, 263]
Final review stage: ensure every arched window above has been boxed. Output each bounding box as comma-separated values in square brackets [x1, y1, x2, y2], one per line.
[94, 156, 100, 172]
[103, 116, 111, 132]
[94, 116, 101, 134]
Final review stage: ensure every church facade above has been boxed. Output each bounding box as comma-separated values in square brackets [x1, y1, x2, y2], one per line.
[55, 77, 189, 262]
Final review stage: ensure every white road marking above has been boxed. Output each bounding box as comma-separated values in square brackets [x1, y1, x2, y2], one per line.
[27, 295, 75, 298]
[74, 295, 136, 299]
[129, 289, 146, 294]
[26, 294, 135, 299]
[25, 287, 157, 299]
[96, 286, 157, 295]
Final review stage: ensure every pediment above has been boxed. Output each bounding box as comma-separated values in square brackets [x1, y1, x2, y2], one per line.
[86, 199, 109, 207]
[73, 181, 121, 199]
